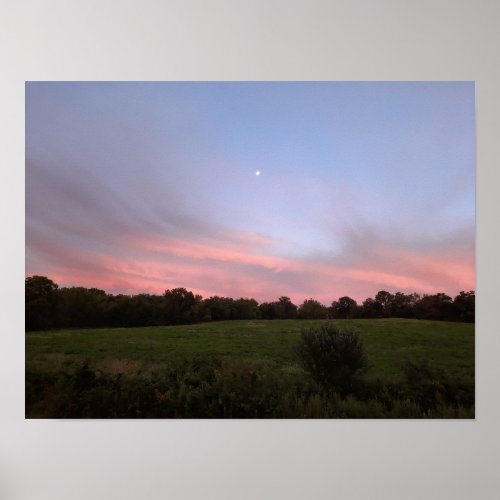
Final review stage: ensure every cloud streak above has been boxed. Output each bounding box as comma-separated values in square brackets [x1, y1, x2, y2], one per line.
[25, 82, 475, 304]
[26, 213, 474, 304]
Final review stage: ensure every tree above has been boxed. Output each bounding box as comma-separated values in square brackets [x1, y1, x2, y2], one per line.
[391, 292, 420, 318]
[297, 299, 328, 319]
[275, 296, 298, 319]
[330, 296, 358, 319]
[452, 291, 475, 323]
[258, 301, 275, 319]
[189, 297, 212, 322]
[360, 297, 382, 318]
[231, 298, 258, 320]
[415, 293, 453, 321]
[25, 275, 59, 330]
[374, 290, 394, 317]
[162, 288, 197, 324]
[258, 297, 298, 319]
[58, 286, 107, 328]
[203, 296, 232, 321]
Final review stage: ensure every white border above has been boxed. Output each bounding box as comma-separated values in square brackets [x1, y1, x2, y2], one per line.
[2, 1, 499, 499]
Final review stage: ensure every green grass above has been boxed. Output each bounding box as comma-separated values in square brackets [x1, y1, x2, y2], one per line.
[26, 318, 474, 381]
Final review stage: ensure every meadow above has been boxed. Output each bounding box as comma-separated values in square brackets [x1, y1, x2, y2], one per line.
[25, 319, 475, 419]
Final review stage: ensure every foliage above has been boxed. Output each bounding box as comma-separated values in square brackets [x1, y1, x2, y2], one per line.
[25, 275, 59, 330]
[295, 323, 366, 395]
[330, 296, 358, 319]
[25, 355, 474, 419]
[414, 293, 454, 321]
[375, 290, 394, 316]
[26, 318, 474, 418]
[25, 276, 475, 330]
[297, 299, 328, 319]
[259, 296, 298, 319]
[400, 359, 474, 412]
[453, 291, 475, 323]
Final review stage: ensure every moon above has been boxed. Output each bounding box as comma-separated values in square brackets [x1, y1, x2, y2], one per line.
[255, 170, 261, 176]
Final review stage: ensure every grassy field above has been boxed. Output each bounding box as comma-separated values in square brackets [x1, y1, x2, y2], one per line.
[26, 318, 474, 378]
[25, 319, 475, 418]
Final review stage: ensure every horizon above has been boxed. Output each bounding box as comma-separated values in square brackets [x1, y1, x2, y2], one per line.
[25, 82, 475, 303]
[25, 273, 474, 308]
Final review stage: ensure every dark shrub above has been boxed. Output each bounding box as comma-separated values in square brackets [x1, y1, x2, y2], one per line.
[400, 359, 474, 413]
[295, 323, 366, 396]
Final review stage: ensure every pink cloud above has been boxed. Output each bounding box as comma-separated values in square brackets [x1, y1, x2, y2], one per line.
[26, 224, 475, 305]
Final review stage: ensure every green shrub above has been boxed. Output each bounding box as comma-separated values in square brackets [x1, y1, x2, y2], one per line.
[400, 359, 474, 413]
[25, 354, 474, 418]
[295, 323, 366, 396]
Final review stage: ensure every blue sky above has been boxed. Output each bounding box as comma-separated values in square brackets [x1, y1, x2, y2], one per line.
[25, 81, 475, 302]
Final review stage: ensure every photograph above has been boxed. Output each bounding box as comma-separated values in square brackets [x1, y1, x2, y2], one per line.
[25, 81, 475, 418]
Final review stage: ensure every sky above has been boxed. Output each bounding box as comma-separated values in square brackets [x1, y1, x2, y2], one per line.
[25, 82, 475, 304]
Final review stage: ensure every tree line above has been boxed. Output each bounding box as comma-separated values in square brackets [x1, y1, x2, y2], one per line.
[25, 275, 475, 330]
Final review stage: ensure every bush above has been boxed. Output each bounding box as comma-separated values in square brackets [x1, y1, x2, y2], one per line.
[25, 358, 474, 418]
[400, 359, 474, 412]
[295, 323, 366, 396]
